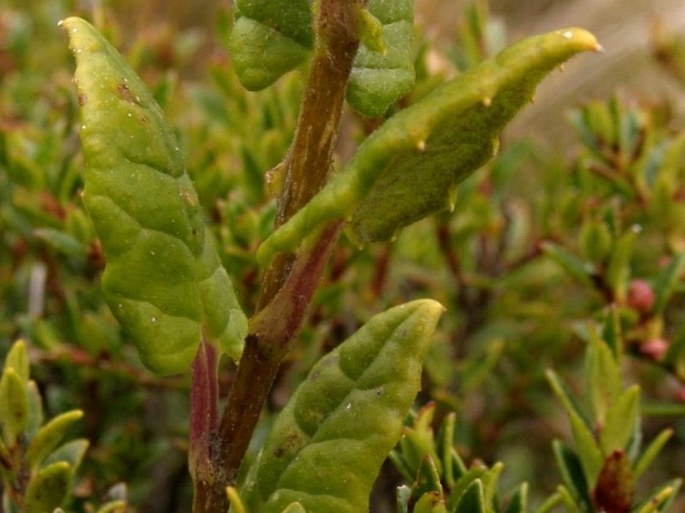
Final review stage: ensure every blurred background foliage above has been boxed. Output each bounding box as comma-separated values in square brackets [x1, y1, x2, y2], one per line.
[1, 0, 685, 512]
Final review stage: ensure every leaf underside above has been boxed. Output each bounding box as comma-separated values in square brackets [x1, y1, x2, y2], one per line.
[257, 27, 600, 265]
[62, 17, 247, 375]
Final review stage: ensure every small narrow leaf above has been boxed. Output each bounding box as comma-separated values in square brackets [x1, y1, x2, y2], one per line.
[633, 429, 673, 480]
[447, 467, 487, 512]
[605, 229, 636, 302]
[547, 370, 603, 485]
[44, 439, 90, 471]
[482, 462, 504, 508]
[4, 340, 29, 383]
[454, 479, 486, 513]
[25, 382, 44, 441]
[545, 370, 593, 430]
[241, 300, 444, 513]
[413, 456, 444, 498]
[653, 253, 685, 314]
[258, 28, 600, 264]
[61, 17, 247, 374]
[347, 0, 415, 117]
[541, 242, 595, 287]
[601, 306, 623, 358]
[599, 385, 640, 455]
[25, 410, 84, 469]
[634, 479, 682, 513]
[0, 367, 29, 443]
[552, 441, 592, 509]
[25, 461, 71, 513]
[505, 483, 528, 513]
[437, 413, 461, 489]
[585, 336, 622, 425]
[414, 491, 447, 513]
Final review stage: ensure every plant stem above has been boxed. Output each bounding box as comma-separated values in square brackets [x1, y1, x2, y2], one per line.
[257, 0, 365, 308]
[195, 1, 365, 511]
[189, 339, 219, 512]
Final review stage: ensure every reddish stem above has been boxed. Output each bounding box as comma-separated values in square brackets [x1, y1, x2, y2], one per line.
[189, 338, 219, 510]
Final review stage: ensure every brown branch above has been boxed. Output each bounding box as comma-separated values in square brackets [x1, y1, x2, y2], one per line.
[195, 1, 366, 510]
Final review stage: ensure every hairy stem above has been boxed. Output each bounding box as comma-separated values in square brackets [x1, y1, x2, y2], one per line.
[257, 0, 364, 308]
[197, 1, 365, 510]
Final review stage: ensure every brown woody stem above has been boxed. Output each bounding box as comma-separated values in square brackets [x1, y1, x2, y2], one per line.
[195, 1, 364, 511]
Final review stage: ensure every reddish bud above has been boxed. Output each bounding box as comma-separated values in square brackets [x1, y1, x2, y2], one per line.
[676, 388, 685, 404]
[627, 279, 655, 312]
[640, 338, 669, 361]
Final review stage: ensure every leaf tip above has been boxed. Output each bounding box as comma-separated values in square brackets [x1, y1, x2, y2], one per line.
[557, 28, 603, 53]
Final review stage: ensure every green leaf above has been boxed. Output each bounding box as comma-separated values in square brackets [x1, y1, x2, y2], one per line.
[585, 336, 622, 426]
[61, 17, 247, 374]
[505, 483, 528, 513]
[44, 439, 90, 472]
[4, 340, 29, 383]
[599, 385, 639, 456]
[552, 441, 591, 509]
[437, 413, 463, 489]
[601, 307, 623, 358]
[545, 369, 593, 430]
[25, 410, 84, 469]
[414, 491, 447, 513]
[241, 300, 444, 513]
[447, 467, 487, 512]
[280, 503, 307, 513]
[26, 380, 44, 439]
[413, 456, 444, 498]
[229, 0, 314, 90]
[257, 28, 600, 264]
[541, 242, 595, 287]
[633, 429, 673, 480]
[634, 479, 682, 513]
[0, 367, 29, 444]
[399, 403, 441, 479]
[453, 479, 486, 513]
[546, 370, 603, 485]
[482, 462, 504, 508]
[653, 253, 685, 314]
[605, 229, 636, 302]
[24, 461, 71, 513]
[347, 0, 415, 118]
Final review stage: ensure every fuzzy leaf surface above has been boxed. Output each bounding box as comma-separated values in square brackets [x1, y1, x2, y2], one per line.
[258, 28, 600, 263]
[241, 300, 444, 513]
[62, 17, 247, 374]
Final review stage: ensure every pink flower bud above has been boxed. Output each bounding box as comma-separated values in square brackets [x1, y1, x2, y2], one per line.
[627, 279, 655, 313]
[640, 338, 669, 361]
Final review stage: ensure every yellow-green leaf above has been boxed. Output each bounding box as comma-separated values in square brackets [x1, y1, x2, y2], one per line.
[258, 28, 600, 264]
[61, 17, 247, 374]
[241, 300, 443, 513]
